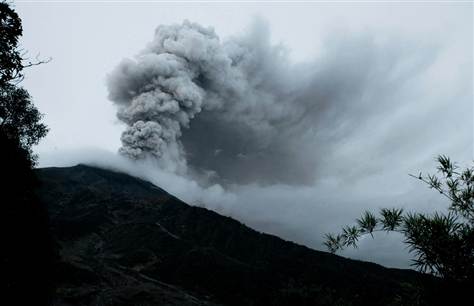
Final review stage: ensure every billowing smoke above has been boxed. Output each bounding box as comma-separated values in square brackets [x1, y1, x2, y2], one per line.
[107, 19, 447, 186]
[107, 20, 327, 185]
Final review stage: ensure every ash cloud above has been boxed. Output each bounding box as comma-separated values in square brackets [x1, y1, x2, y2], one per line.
[107, 20, 304, 184]
[107, 19, 448, 186]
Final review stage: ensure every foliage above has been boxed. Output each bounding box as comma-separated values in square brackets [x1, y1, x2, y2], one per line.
[0, 3, 54, 305]
[0, 84, 48, 160]
[0, 1, 50, 86]
[0, 1, 23, 86]
[0, 1, 49, 164]
[324, 155, 474, 283]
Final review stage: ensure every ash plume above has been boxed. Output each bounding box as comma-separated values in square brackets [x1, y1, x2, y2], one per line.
[107, 19, 437, 185]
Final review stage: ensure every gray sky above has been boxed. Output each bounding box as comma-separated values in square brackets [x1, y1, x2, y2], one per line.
[15, 1, 473, 269]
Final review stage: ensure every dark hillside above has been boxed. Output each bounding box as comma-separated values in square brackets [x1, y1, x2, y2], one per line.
[36, 165, 443, 306]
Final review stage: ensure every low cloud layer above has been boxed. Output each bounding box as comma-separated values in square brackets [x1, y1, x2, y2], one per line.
[38, 146, 450, 268]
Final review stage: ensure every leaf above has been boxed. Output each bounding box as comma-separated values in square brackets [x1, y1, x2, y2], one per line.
[323, 233, 343, 253]
[357, 211, 377, 237]
[380, 208, 404, 231]
[342, 226, 361, 248]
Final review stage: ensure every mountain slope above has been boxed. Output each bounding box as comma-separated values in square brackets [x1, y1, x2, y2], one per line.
[36, 165, 440, 306]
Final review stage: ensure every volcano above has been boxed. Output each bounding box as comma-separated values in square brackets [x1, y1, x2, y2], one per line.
[36, 165, 444, 306]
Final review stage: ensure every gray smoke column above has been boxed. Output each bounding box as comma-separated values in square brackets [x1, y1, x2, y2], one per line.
[107, 21, 213, 173]
[107, 19, 435, 185]
[107, 20, 304, 183]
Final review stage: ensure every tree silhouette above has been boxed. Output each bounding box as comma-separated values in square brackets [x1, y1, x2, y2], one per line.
[0, 1, 22, 86]
[0, 1, 50, 86]
[0, 2, 53, 305]
[0, 1, 49, 163]
[324, 155, 474, 283]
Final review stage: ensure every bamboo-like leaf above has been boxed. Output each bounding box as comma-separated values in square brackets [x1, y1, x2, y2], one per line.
[357, 211, 377, 237]
[380, 208, 404, 231]
[342, 225, 360, 248]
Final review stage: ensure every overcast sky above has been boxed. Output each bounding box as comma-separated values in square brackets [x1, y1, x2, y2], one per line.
[15, 1, 473, 269]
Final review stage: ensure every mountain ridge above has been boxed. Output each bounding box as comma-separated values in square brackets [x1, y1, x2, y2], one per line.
[36, 164, 442, 306]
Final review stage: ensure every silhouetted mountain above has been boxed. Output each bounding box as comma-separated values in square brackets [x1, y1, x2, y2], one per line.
[36, 165, 443, 306]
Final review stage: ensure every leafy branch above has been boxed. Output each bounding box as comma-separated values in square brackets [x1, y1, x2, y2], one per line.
[324, 155, 474, 282]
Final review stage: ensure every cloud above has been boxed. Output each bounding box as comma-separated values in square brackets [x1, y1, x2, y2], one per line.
[106, 18, 470, 188]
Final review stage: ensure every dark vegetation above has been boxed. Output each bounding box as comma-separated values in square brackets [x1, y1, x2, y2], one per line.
[0, 1, 52, 305]
[0, 1, 48, 162]
[325, 155, 474, 302]
[37, 164, 451, 306]
[1, 132, 54, 305]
